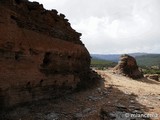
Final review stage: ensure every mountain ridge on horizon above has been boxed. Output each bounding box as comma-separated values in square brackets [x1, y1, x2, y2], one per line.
[91, 52, 150, 62]
[91, 52, 160, 67]
[91, 52, 160, 55]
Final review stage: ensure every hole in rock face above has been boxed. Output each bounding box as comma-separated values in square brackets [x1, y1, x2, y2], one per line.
[40, 79, 43, 84]
[26, 82, 31, 93]
[68, 55, 71, 59]
[42, 52, 52, 66]
[26, 81, 31, 87]
[15, 0, 21, 4]
[54, 80, 57, 84]
[15, 51, 23, 61]
[15, 53, 19, 60]
[62, 81, 66, 86]
[39, 79, 44, 86]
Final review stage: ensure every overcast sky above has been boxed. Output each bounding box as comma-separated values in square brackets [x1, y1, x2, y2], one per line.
[30, 0, 160, 54]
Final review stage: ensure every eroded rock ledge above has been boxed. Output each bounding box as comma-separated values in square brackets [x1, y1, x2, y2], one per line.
[0, 0, 91, 108]
[1, 0, 82, 44]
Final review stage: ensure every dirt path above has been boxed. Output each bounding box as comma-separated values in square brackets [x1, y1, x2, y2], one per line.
[99, 70, 160, 119]
[1, 70, 160, 120]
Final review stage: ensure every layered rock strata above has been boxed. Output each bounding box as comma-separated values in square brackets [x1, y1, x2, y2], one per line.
[0, 0, 90, 108]
[113, 54, 143, 79]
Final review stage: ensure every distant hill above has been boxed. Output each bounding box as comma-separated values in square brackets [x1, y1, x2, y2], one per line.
[91, 53, 160, 67]
[91, 53, 148, 62]
[91, 58, 117, 69]
[91, 54, 120, 62]
[135, 54, 160, 67]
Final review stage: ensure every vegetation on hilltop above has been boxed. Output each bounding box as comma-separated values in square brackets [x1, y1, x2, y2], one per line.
[142, 69, 160, 74]
[135, 54, 160, 67]
[91, 58, 117, 70]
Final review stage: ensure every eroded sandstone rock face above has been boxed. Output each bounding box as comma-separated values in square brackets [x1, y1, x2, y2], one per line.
[113, 54, 143, 79]
[0, 0, 90, 108]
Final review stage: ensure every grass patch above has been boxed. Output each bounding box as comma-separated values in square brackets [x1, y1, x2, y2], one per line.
[91, 58, 117, 70]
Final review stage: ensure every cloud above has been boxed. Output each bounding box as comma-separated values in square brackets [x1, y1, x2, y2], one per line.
[29, 0, 160, 54]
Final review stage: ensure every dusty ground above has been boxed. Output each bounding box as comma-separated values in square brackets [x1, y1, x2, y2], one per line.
[1, 69, 160, 120]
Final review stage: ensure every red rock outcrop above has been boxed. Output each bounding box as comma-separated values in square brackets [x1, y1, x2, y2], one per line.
[113, 54, 143, 79]
[0, 0, 90, 108]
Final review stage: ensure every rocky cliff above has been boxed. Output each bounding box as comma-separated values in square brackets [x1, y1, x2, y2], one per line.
[113, 54, 143, 79]
[0, 0, 90, 108]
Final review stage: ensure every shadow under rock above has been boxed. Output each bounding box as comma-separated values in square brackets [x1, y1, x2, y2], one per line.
[75, 69, 105, 91]
[0, 70, 105, 120]
[0, 70, 153, 120]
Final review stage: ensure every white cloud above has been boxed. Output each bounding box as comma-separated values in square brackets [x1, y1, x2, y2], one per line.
[29, 0, 160, 54]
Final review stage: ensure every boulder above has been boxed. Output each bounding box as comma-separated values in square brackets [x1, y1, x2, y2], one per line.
[148, 74, 159, 81]
[113, 54, 143, 79]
